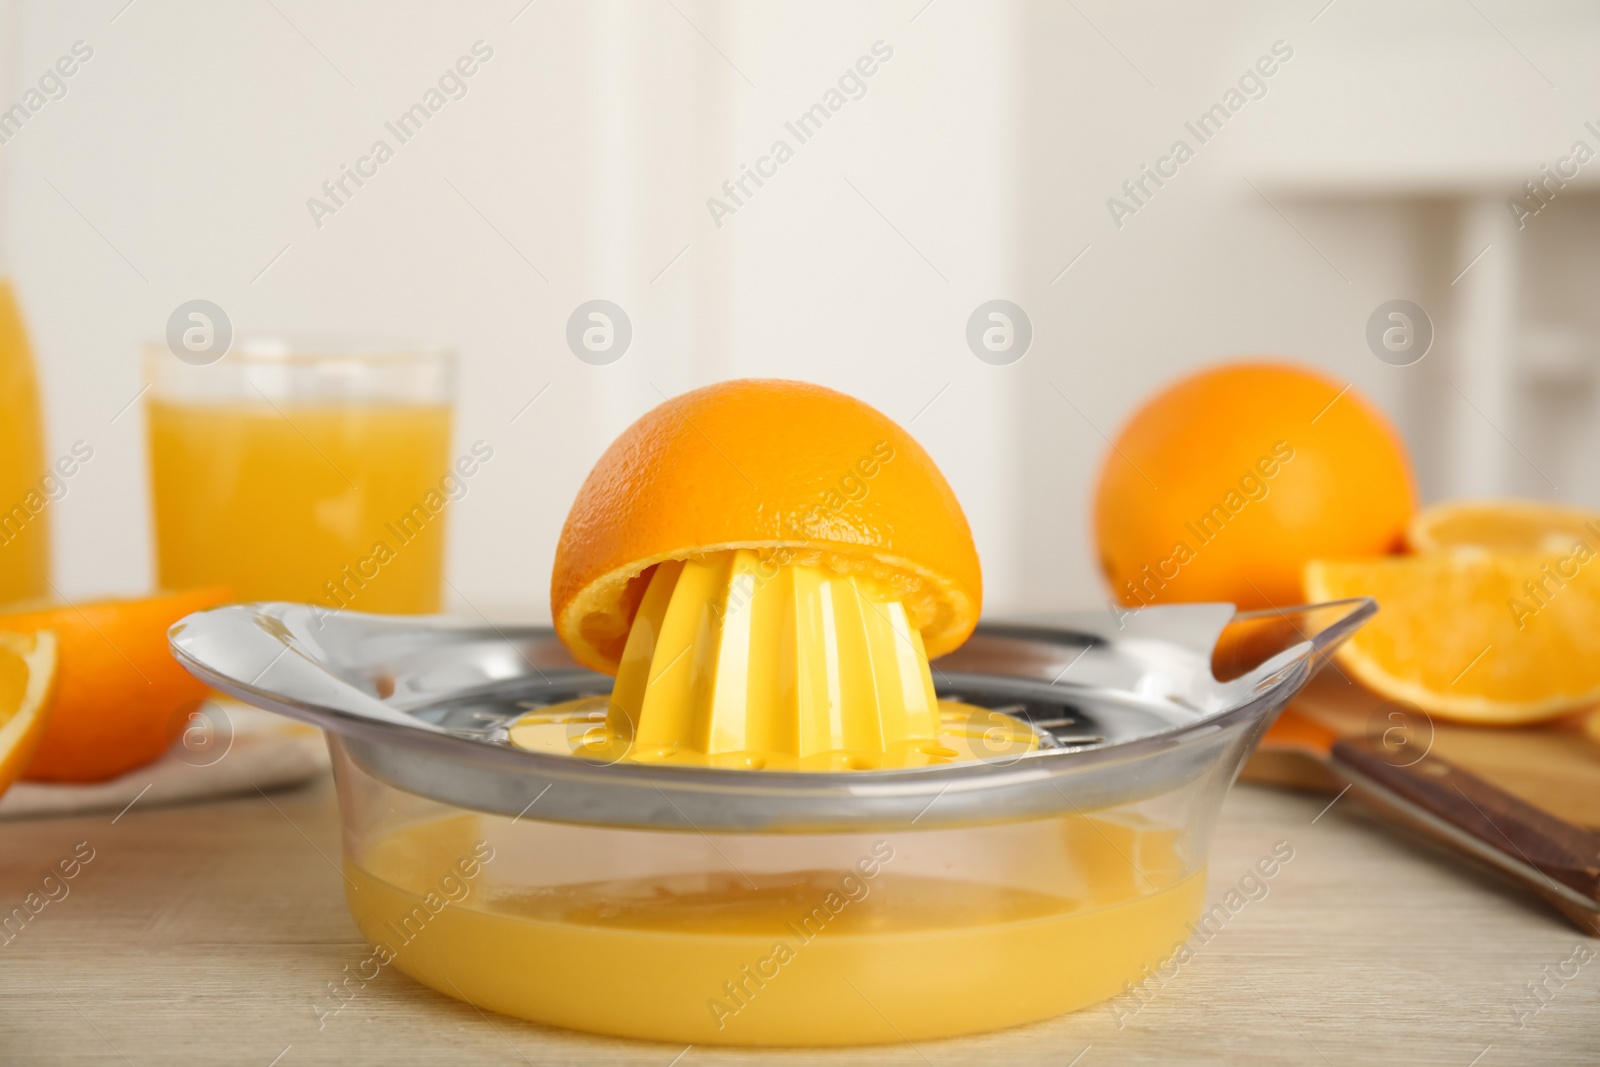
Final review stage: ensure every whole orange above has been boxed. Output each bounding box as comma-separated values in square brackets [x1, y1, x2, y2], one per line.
[1094, 362, 1414, 611]
[3, 587, 231, 782]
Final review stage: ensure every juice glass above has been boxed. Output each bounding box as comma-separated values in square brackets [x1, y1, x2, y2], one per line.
[0, 279, 50, 604]
[144, 339, 455, 614]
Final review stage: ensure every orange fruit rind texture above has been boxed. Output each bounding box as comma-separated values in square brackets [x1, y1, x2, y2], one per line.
[1095, 361, 1414, 611]
[551, 380, 982, 676]
[2, 586, 231, 783]
[0, 630, 57, 799]
[1305, 553, 1600, 725]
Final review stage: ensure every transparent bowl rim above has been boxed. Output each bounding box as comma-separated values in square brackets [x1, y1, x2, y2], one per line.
[171, 598, 1375, 831]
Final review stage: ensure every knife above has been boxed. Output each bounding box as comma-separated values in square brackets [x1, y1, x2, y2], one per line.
[1257, 706, 1600, 935]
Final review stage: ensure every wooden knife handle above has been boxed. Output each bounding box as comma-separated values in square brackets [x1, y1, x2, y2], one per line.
[1330, 736, 1600, 935]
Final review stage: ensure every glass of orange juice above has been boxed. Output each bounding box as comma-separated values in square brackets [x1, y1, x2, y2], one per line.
[144, 339, 456, 614]
[0, 279, 51, 605]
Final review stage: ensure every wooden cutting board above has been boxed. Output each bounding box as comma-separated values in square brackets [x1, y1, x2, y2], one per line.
[1242, 667, 1600, 829]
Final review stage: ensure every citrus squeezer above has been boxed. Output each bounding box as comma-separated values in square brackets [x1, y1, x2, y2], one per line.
[170, 595, 1372, 1046]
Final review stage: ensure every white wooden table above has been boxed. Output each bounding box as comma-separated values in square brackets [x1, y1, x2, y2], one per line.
[2, 775, 1596, 1066]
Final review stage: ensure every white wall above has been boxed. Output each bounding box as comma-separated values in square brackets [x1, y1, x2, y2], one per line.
[6, 0, 1599, 620]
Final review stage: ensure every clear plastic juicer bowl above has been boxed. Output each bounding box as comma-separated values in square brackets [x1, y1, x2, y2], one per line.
[170, 597, 1372, 1047]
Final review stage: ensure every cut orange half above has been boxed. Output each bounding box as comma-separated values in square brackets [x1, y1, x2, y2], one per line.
[551, 381, 982, 676]
[1305, 554, 1600, 724]
[0, 630, 58, 799]
[1407, 498, 1600, 554]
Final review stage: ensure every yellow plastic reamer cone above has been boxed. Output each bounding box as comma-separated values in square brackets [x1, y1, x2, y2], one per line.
[526, 379, 1028, 771]
[512, 549, 1037, 770]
